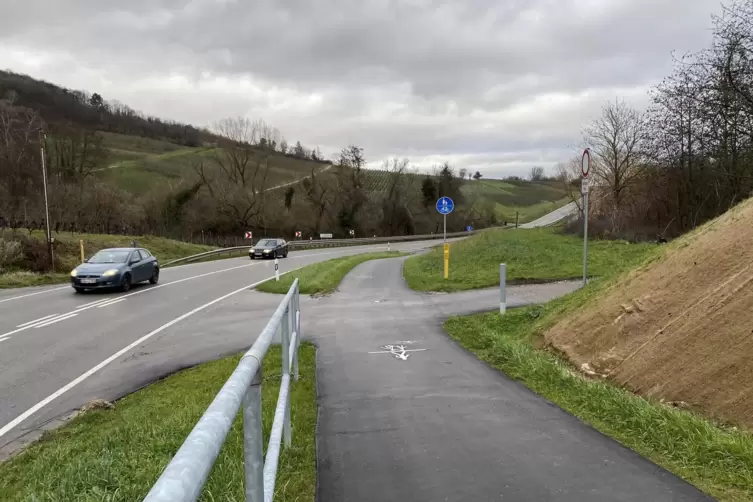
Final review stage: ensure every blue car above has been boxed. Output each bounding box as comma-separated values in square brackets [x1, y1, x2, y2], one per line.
[70, 247, 160, 293]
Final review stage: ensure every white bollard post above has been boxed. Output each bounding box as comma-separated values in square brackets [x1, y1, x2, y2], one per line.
[275, 257, 280, 281]
[500, 263, 506, 315]
[387, 242, 391, 252]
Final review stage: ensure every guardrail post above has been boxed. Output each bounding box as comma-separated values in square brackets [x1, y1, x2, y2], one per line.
[243, 367, 264, 502]
[294, 286, 300, 381]
[500, 263, 506, 315]
[281, 304, 292, 447]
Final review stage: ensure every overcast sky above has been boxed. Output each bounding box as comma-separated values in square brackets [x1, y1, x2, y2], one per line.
[0, 0, 724, 178]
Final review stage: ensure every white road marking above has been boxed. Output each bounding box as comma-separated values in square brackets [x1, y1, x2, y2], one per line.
[368, 343, 427, 361]
[97, 298, 126, 308]
[0, 265, 310, 439]
[0, 286, 70, 304]
[0, 336, 8, 343]
[16, 314, 60, 328]
[33, 313, 79, 329]
[76, 298, 116, 309]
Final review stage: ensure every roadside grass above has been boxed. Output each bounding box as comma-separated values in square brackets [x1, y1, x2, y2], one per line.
[444, 284, 753, 502]
[0, 230, 214, 289]
[257, 251, 408, 295]
[0, 344, 318, 502]
[403, 227, 657, 292]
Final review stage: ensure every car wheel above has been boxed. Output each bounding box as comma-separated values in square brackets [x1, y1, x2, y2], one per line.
[121, 273, 132, 292]
[284, 250, 289, 258]
[250, 255, 255, 260]
[74, 287, 85, 294]
[149, 268, 160, 285]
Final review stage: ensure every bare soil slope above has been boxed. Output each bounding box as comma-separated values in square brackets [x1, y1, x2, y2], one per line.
[545, 197, 753, 429]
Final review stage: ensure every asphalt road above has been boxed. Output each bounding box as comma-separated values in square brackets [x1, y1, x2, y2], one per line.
[520, 201, 577, 228]
[0, 238, 462, 458]
[309, 257, 712, 501]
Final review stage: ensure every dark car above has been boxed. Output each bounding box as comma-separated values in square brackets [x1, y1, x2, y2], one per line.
[70, 247, 159, 293]
[249, 238, 289, 259]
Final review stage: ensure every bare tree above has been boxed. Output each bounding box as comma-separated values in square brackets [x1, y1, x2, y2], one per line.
[583, 99, 647, 208]
[198, 117, 270, 231]
[530, 166, 545, 181]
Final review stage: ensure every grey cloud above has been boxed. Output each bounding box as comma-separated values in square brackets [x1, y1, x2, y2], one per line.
[0, 0, 725, 177]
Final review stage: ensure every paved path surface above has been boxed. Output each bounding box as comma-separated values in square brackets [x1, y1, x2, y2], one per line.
[0, 238, 462, 458]
[520, 201, 577, 228]
[306, 256, 712, 501]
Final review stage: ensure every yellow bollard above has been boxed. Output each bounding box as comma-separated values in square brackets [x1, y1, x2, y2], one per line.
[443, 243, 450, 279]
[80, 240, 85, 263]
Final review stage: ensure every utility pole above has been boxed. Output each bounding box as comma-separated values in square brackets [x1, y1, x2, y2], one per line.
[39, 131, 54, 271]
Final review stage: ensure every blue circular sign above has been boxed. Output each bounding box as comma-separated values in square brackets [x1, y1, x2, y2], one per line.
[436, 196, 454, 215]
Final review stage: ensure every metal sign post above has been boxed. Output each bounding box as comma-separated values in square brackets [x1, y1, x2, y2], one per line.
[436, 197, 454, 279]
[581, 148, 591, 286]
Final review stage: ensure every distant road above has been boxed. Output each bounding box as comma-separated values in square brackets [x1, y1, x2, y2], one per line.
[520, 201, 577, 228]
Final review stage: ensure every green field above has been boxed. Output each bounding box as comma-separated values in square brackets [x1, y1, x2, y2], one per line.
[403, 227, 657, 292]
[96, 132, 331, 196]
[258, 251, 408, 295]
[0, 344, 318, 502]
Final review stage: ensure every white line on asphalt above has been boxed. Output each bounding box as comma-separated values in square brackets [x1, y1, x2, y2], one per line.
[0, 265, 307, 439]
[0, 336, 8, 343]
[0, 286, 70, 304]
[76, 298, 115, 309]
[97, 298, 126, 308]
[33, 313, 79, 329]
[16, 314, 60, 328]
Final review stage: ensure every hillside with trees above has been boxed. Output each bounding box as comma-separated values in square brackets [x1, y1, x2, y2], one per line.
[0, 69, 568, 272]
[559, 0, 753, 242]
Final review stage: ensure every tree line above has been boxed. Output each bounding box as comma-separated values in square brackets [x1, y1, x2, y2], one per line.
[559, 0, 753, 241]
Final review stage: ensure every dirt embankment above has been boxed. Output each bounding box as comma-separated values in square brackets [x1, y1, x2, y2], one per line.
[545, 198, 753, 429]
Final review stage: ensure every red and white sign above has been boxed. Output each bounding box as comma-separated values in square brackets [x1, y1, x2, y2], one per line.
[581, 148, 591, 178]
[295, 231, 302, 238]
[244, 231, 253, 239]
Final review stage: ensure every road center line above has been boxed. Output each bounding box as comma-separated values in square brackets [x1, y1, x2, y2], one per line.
[0, 264, 307, 439]
[17, 314, 60, 328]
[97, 298, 126, 308]
[33, 313, 79, 329]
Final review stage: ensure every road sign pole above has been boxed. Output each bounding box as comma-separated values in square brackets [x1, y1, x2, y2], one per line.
[583, 188, 589, 286]
[581, 148, 591, 286]
[436, 196, 454, 281]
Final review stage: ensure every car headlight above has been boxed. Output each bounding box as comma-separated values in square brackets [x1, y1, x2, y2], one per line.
[102, 269, 120, 277]
[263, 249, 271, 253]
[70, 269, 78, 277]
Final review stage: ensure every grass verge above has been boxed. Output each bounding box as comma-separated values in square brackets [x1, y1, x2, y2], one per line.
[0, 344, 317, 502]
[403, 227, 657, 292]
[0, 231, 215, 289]
[258, 251, 408, 295]
[444, 286, 753, 502]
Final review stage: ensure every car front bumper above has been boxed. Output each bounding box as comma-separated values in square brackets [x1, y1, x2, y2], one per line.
[250, 251, 274, 259]
[71, 275, 122, 289]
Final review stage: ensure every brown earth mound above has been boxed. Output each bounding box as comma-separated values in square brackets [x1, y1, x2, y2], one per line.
[544, 197, 753, 429]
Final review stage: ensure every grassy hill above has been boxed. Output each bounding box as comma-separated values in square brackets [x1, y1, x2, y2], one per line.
[0, 69, 570, 252]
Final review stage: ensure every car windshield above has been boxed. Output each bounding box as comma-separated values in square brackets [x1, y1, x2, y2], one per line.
[257, 239, 277, 247]
[88, 250, 130, 264]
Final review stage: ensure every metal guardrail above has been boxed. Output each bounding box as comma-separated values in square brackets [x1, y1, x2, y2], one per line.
[143, 279, 302, 502]
[162, 230, 481, 267]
